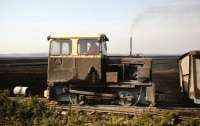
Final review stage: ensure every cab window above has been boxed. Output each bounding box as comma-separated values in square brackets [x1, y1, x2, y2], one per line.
[78, 39, 100, 55]
[50, 40, 72, 55]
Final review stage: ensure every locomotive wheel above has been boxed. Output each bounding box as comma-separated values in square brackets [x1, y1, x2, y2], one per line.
[118, 91, 134, 106]
[78, 95, 85, 105]
[69, 94, 85, 105]
[69, 94, 78, 104]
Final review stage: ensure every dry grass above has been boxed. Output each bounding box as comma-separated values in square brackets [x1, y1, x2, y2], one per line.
[0, 91, 199, 126]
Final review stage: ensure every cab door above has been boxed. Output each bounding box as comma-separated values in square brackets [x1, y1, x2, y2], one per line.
[48, 40, 75, 83]
[75, 39, 102, 83]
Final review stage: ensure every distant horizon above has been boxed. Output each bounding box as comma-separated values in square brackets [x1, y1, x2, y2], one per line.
[0, 52, 182, 57]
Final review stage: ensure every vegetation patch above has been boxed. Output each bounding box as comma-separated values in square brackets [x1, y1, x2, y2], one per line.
[0, 91, 199, 126]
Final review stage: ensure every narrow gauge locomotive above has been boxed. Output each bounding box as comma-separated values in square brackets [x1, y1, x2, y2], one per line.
[45, 34, 155, 106]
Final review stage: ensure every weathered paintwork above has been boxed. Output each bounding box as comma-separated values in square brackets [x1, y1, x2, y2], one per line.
[178, 51, 200, 104]
[46, 34, 155, 105]
[47, 34, 107, 85]
[48, 56, 103, 83]
[105, 56, 152, 83]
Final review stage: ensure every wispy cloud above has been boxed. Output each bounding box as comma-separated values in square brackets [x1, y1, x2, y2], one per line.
[130, 0, 200, 33]
[131, 0, 200, 54]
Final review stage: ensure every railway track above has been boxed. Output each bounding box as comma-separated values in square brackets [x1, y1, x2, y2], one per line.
[9, 97, 200, 120]
[48, 103, 200, 120]
[50, 104, 154, 115]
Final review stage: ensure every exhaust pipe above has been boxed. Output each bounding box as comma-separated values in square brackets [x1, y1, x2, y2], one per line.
[130, 36, 133, 56]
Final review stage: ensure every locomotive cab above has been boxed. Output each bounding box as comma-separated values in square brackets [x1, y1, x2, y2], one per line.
[46, 34, 109, 101]
[47, 34, 108, 85]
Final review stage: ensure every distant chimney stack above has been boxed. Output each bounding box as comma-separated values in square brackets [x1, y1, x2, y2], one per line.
[130, 36, 133, 56]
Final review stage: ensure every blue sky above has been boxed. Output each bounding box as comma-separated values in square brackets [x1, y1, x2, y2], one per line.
[0, 0, 200, 54]
[0, 0, 148, 23]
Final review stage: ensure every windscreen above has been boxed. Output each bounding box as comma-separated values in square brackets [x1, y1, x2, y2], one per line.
[77, 39, 100, 55]
[196, 57, 200, 90]
[50, 40, 72, 55]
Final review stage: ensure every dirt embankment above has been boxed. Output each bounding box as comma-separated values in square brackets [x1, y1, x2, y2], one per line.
[0, 58, 48, 95]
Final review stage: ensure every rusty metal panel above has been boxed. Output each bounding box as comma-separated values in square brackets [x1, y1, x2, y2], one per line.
[48, 56, 103, 84]
[195, 57, 200, 98]
[146, 84, 155, 105]
[178, 51, 200, 104]
[178, 55, 190, 95]
[121, 58, 152, 67]
[76, 57, 102, 82]
[180, 55, 190, 75]
[137, 67, 150, 82]
[106, 72, 118, 83]
[106, 56, 152, 82]
[190, 56, 195, 98]
[48, 57, 75, 83]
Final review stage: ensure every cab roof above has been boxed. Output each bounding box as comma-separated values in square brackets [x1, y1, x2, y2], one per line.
[178, 50, 200, 61]
[47, 33, 109, 41]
